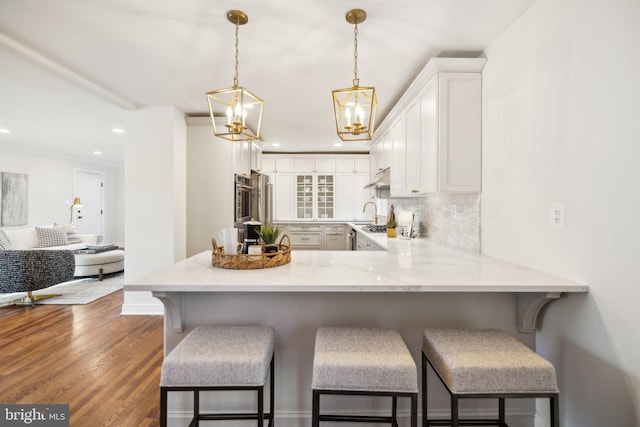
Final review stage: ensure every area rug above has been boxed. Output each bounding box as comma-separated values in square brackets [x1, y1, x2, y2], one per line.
[0, 272, 123, 306]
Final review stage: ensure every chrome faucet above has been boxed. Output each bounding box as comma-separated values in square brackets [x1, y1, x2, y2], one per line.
[362, 201, 378, 224]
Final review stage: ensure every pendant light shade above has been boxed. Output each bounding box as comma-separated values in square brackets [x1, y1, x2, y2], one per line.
[332, 9, 378, 142]
[207, 10, 264, 142]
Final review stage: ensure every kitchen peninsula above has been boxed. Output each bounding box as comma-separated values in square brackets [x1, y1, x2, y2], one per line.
[126, 234, 587, 423]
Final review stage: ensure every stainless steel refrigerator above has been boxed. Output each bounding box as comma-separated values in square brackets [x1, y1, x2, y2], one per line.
[250, 171, 273, 225]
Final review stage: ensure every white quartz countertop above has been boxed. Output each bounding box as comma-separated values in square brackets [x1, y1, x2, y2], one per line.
[125, 237, 588, 294]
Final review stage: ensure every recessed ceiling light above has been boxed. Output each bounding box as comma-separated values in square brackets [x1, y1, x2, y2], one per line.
[334, 143, 342, 147]
[112, 128, 125, 133]
[94, 151, 103, 155]
[0, 128, 10, 134]
[271, 143, 280, 147]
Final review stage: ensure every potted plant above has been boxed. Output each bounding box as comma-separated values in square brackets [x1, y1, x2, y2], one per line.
[386, 205, 397, 238]
[257, 224, 282, 253]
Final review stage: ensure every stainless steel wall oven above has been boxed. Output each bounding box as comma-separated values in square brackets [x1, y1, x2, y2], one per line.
[234, 174, 253, 228]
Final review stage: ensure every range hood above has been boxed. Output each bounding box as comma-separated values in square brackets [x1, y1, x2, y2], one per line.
[364, 167, 390, 189]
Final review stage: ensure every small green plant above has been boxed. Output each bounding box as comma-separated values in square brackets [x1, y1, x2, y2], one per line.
[257, 224, 282, 245]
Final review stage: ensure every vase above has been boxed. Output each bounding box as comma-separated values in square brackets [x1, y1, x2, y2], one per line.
[386, 228, 397, 238]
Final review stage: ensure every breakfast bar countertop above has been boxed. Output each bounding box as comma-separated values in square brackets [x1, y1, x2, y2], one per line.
[126, 238, 587, 294]
[126, 237, 587, 334]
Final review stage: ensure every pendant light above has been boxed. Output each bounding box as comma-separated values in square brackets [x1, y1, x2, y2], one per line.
[332, 9, 378, 141]
[206, 10, 264, 142]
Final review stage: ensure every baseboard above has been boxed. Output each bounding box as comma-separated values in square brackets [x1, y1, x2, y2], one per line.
[120, 303, 164, 315]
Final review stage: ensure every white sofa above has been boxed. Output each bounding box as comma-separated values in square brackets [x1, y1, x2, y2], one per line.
[0, 225, 124, 279]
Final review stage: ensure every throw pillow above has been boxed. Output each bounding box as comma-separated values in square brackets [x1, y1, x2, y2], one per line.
[54, 222, 82, 244]
[36, 226, 69, 248]
[0, 230, 12, 250]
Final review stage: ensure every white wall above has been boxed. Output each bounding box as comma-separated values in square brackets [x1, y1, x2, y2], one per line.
[122, 106, 186, 315]
[0, 147, 122, 244]
[482, 0, 640, 425]
[186, 117, 234, 257]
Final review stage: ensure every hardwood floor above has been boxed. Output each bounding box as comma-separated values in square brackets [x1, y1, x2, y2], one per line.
[0, 289, 164, 426]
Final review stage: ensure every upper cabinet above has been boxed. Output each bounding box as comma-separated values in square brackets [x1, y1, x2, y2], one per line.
[371, 58, 485, 196]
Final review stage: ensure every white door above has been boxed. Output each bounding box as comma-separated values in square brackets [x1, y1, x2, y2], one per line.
[75, 171, 103, 234]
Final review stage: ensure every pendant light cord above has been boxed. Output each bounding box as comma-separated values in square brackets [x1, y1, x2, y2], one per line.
[233, 20, 240, 88]
[353, 21, 359, 87]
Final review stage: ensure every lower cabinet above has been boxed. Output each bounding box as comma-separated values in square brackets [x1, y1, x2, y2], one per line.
[355, 233, 384, 251]
[284, 224, 347, 251]
[289, 225, 323, 250]
[323, 225, 347, 251]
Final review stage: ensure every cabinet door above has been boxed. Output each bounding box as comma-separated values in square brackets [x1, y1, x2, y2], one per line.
[295, 159, 314, 173]
[438, 72, 482, 192]
[262, 158, 276, 173]
[335, 173, 355, 220]
[405, 98, 421, 194]
[355, 158, 370, 173]
[274, 173, 295, 221]
[323, 225, 346, 251]
[335, 159, 355, 173]
[276, 158, 295, 173]
[354, 173, 373, 221]
[233, 141, 251, 176]
[315, 159, 336, 173]
[316, 174, 334, 220]
[390, 115, 407, 197]
[295, 174, 314, 219]
[420, 80, 438, 193]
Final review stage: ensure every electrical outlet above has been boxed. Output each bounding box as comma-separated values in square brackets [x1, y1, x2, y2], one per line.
[550, 203, 565, 228]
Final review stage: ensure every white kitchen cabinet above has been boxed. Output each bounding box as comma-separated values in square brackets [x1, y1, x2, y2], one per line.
[390, 115, 407, 197]
[289, 224, 323, 250]
[423, 72, 482, 193]
[273, 172, 295, 221]
[295, 158, 335, 173]
[374, 58, 485, 196]
[250, 141, 262, 172]
[323, 224, 347, 251]
[295, 174, 334, 220]
[355, 233, 384, 251]
[335, 157, 370, 174]
[335, 172, 373, 221]
[232, 141, 251, 177]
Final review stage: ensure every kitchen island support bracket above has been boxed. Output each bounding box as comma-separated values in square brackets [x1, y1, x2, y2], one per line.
[517, 292, 561, 333]
[153, 292, 185, 332]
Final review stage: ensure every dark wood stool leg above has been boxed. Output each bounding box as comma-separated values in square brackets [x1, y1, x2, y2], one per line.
[258, 386, 264, 426]
[499, 397, 506, 426]
[269, 355, 275, 427]
[422, 353, 428, 426]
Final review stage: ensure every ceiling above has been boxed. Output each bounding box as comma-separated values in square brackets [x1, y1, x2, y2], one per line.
[0, 0, 536, 167]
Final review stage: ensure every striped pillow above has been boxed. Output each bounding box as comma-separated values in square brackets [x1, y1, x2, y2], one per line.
[0, 230, 11, 250]
[36, 226, 69, 248]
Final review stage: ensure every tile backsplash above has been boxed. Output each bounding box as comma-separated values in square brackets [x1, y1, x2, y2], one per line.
[379, 193, 480, 253]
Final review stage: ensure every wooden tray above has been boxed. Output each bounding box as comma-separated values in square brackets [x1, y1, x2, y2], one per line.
[211, 234, 291, 269]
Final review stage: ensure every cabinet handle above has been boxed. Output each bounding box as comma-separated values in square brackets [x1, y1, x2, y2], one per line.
[411, 189, 419, 193]
[301, 237, 310, 241]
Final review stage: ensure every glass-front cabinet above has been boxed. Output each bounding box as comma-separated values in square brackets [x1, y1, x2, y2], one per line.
[296, 174, 334, 220]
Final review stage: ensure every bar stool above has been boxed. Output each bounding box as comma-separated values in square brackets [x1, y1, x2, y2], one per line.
[422, 329, 559, 427]
[312, 327, 418, 427]
[160, 325, 275, 427]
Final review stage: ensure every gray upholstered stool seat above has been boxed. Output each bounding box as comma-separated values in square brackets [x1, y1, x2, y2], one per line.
[160, 325, 275, 427]
[312, 327, 418, 427]
[422, 328, 559, 427]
